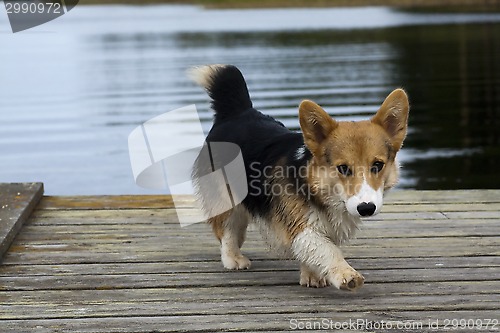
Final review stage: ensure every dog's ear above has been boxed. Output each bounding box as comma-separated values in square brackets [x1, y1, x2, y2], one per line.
[371, 89, 409, 151]
[299, 100, 338, 155]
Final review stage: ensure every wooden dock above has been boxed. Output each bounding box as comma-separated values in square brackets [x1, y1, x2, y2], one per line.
[0, 184, 499, 332]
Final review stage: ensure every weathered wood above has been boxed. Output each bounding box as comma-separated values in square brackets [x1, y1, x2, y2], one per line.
[0, 257, 498, 276]
[1, 293, 498, 320]
[1, 266, 499, 292]
[3, 238, 498, 263]
[31, 205, 500, 222]
[0, 190, 499, 332]
[3, 235, 499, 265]
[1, 310, 499, 333]
[384, 189, 500, 204]
[1, 281, 498, 306]
[0, 183, 43, 260]
[11, 220, 500, 240]
[36, 190, 500, 210]
[38, 195, 192, 210]
[4, 234, 499, 256]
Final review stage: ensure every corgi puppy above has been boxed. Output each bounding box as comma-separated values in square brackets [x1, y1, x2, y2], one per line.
[190, 65, 409, 291]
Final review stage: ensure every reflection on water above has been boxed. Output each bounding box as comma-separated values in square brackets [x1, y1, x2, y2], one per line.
[0, 6, 499, 194]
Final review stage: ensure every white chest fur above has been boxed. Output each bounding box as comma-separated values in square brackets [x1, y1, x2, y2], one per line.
[254, 201, 361, 258]
[307, 204, 361, 245]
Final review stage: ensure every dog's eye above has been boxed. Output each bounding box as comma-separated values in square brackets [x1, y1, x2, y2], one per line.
[337, 164, 352, 176]
[371, 161, 385, 174]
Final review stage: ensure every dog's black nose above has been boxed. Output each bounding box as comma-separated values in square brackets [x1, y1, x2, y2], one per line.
[357, 202, 376, 216]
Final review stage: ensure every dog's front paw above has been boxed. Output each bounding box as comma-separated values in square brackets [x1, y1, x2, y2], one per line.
[299, 265, 330, 288]
[329, 266, 365, 291]
[221, 253, 251, 270]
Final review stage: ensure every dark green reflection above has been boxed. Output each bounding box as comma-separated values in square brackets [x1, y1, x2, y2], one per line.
[390, 24, 500, 189]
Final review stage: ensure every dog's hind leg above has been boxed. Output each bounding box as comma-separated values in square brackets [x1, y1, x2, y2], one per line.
[209, 206, 251, 270]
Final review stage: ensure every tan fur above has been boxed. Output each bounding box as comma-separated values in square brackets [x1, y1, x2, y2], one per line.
[372, 88, 410, 151]
[299, 100, 338, 156]
[208, 210, 232, 242]
[300, 89, 409, 201]
[186, 64, 226, 90]
[268, 161, 310, 245]
[268, 195, 309, 246]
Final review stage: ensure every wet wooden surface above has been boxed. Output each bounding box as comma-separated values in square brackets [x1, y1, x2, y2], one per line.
[0, 190, 499, 332]
[0, 183, 43, 259]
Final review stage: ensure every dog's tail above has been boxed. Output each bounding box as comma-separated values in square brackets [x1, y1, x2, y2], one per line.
[188, 64, 252, 119]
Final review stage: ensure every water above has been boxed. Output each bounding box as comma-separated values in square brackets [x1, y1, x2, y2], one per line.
[0, 5, 499, 194]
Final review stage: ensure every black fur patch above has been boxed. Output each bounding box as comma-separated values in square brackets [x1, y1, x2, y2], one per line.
[195, 65, 313, 218]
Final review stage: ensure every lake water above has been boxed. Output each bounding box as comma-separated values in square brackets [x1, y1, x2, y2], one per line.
[1, 5, 499, 195]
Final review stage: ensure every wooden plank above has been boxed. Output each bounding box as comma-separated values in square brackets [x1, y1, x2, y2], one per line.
[1, 281, 498, 307]
[381, 202, 500, 212]
[2, 233, 498, 254]
[1, 292, 499, 320]
[0, 310, 499, 333]
[0, 266, 498, 291]
[384, 190, 500, 204]
[36, 190, 500, 211]
[29, 208, 451, 221]
[11, 221, 500, 241]
[37, 195, 192, 210]
[0, 183, 43, 260]
[37, 199, 500, 213]
[1, 257, 498, 276]
[3, 244, 498, 265]
[444, 211, 500, 219]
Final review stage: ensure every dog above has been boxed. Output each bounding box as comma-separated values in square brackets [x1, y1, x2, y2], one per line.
[190, 64, 409, 291]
